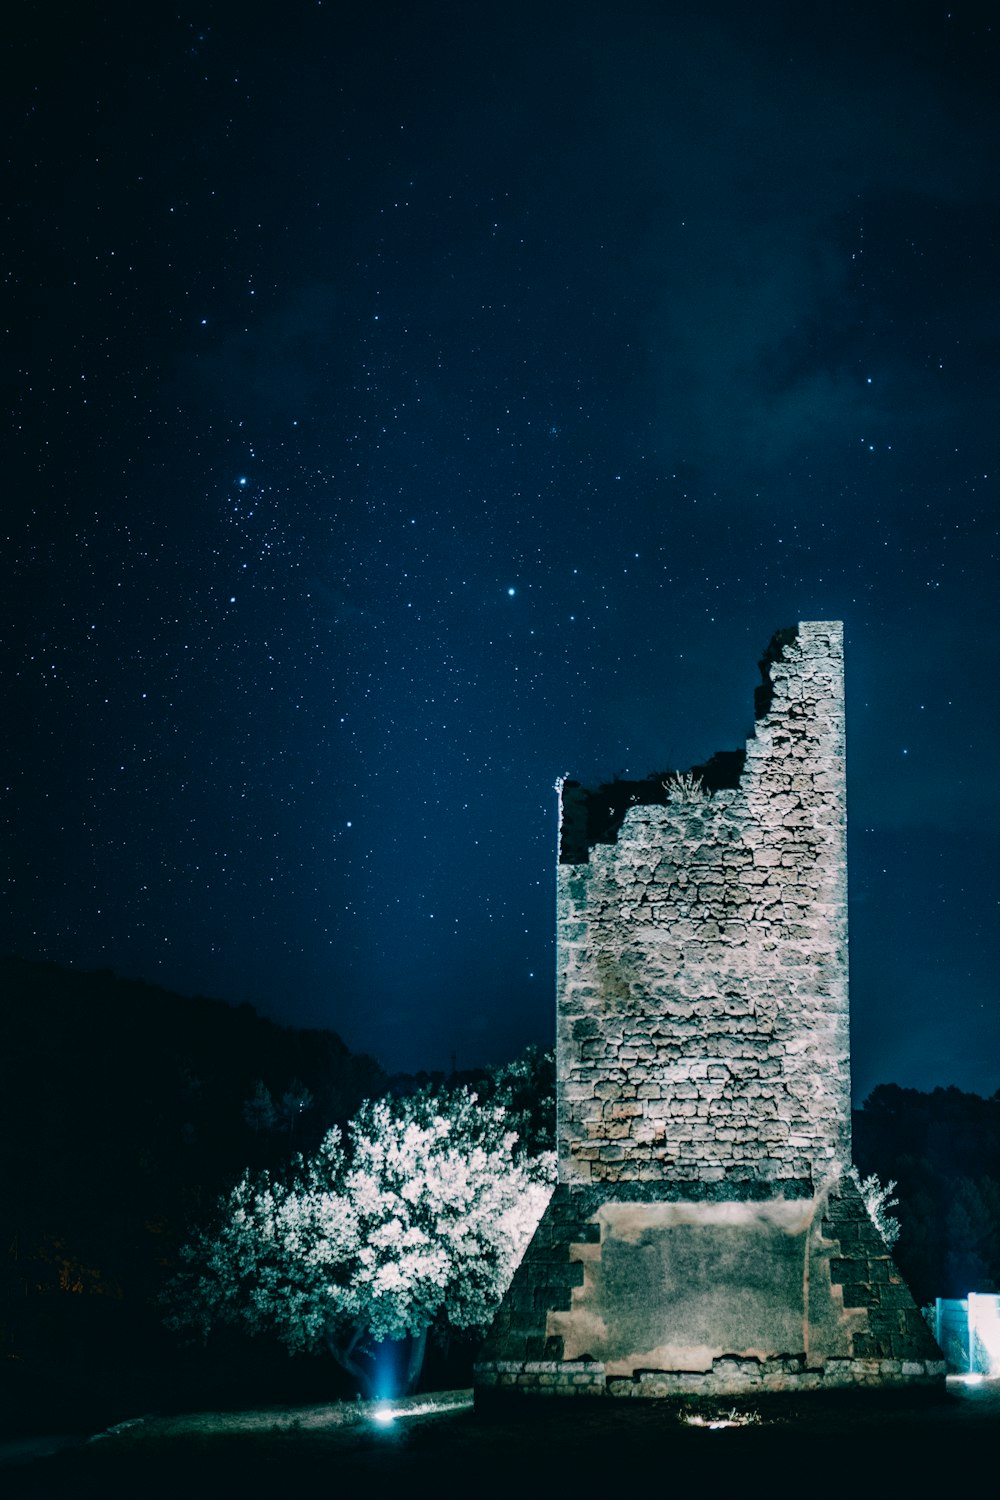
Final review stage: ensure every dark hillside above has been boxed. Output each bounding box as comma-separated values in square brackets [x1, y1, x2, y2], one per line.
[0, 957, 384, 1430]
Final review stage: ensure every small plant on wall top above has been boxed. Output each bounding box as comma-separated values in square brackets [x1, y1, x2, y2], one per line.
[663, 771, 709, 803]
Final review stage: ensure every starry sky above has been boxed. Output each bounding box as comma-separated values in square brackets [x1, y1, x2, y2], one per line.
[3, 1, 998, 1095]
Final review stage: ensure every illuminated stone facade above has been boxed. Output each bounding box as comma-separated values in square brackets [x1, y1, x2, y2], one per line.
[476, 623, 943, 1399]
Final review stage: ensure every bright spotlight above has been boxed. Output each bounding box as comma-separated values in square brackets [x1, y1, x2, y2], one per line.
[969, 1294, 1000, 1376]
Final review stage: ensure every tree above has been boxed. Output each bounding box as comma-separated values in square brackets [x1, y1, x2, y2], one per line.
[477, 1045, 555, 1156]
[242, 1077, 315, 1138]
[277, 1079, 315, 1137]
[854, 1084, 1000, 1301]
[945, 1177, 1000, 1293]
[163, 1088, 555, 1398]
[242, 1079, 278, 1134]
[850, 1167, 901, 1249]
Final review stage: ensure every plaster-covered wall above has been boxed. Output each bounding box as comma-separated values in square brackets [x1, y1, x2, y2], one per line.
[556, 622, 849, 1189]
[546, 1194, 861, 1378]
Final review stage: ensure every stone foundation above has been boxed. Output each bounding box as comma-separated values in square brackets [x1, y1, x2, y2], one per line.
[475, 1175, 944, 1397]
[476, 1355, 945, 1399]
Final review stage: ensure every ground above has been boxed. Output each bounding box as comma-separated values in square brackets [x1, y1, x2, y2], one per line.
[3, 1379, 999, 1495]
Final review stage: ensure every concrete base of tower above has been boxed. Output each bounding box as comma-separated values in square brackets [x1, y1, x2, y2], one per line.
[474, 1172, 944, 1400]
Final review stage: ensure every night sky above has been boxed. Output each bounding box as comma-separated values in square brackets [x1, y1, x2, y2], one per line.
[3, 1, 998, 1096]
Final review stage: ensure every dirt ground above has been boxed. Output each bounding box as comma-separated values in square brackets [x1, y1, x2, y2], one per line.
[5, 1377, 999, 1497]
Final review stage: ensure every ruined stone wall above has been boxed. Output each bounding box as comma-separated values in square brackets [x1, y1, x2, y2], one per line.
[477, 621, 944, 1400]
[556, 621, 849, 1190]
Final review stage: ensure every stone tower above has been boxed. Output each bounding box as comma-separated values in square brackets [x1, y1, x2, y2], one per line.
[476, 622, 942, 1398]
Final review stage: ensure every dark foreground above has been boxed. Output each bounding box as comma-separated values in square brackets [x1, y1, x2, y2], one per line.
[5, 1379, 999, 1497]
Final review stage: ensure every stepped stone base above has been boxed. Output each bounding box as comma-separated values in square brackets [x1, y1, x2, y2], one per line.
[475, 1174, 944, 1400]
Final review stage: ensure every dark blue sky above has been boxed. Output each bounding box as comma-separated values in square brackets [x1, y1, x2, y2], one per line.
[3, 1, 998, 1094]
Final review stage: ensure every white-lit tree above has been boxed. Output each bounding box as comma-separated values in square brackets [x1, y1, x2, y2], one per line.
[851, 1166, 901, 1249]
[164, 1089, 554, 1397]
